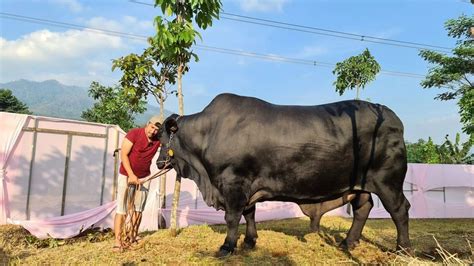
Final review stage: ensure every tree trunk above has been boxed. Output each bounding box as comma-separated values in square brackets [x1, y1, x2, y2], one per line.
[170, 62, 184, 237]
[158, 95, 167, 229]
[356, 86, 360, 100]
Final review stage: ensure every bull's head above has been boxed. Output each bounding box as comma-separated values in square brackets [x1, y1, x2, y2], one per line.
[156, 114, 179, 170]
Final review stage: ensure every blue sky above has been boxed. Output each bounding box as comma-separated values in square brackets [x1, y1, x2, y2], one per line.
[0, 0, 472, 143]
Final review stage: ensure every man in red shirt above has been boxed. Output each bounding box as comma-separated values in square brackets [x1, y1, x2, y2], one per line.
[114, 115, 162, 250]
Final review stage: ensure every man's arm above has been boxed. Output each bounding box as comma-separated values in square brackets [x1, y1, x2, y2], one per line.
[121, 138, 139, 185]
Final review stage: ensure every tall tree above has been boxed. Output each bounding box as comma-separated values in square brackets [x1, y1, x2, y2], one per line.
[112, 43, 178, 123]
[112, 42, 178, 228]
[153, 0, 222, 236]
[81, 82, 146, 131]
[332, 48, 381, 100]
[419, 15, 474, 138]
[0, 89, 32, 114]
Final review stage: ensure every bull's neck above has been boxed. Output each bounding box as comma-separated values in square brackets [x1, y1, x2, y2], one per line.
[175, 114, 207, 152]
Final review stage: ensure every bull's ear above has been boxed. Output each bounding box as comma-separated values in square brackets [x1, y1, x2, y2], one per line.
[165, 115, 179, 135]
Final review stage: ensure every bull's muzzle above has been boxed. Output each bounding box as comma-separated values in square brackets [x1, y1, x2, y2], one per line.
[156, 161, 166, 170]
[156, 149, 174, 169]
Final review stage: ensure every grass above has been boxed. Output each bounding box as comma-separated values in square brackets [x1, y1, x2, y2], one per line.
[1, 217, 473, 264]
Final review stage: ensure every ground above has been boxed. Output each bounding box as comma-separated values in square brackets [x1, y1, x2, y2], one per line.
[0, 217, 472, 264]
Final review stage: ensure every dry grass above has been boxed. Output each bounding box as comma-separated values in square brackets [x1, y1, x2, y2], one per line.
[1, 217, 473, 265]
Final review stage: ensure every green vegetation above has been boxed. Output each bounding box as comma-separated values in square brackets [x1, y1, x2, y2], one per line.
[112, 41, 178, 123]
[81, 81, 146, 131]
[0, 89, 32, 114]
[1, 217, 472, 264]
[419, 14, 474, 137]
[332, 48, 381, 100]
[406, 134, 473, 164]
[152, 0, 222, 115]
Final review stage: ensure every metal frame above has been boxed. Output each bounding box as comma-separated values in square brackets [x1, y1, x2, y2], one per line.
[25, 119, 39, 220]
[23, 121, 117, 219]
[112, 130, 120, 201]
[99, 126, 109, 205]
[60, 135, 73, 215]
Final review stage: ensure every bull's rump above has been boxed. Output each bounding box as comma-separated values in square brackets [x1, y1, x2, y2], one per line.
[199, 94, 406, 200]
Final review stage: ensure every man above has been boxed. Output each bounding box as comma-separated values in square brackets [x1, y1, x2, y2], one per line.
[114, 115, 162, 251]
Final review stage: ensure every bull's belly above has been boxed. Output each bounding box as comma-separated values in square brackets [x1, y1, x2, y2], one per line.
[248, 171, 363, 205]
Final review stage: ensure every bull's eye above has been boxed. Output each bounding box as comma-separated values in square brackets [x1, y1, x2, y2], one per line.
[168, 149, 174, 157]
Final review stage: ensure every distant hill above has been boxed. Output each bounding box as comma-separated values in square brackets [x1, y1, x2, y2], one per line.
[0, 79, 173, 126]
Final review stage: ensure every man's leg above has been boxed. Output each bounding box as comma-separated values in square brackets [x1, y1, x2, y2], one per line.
[114, 213, 125, 246]
[130, 180, 150, 243]
[114, 174, 128, 248]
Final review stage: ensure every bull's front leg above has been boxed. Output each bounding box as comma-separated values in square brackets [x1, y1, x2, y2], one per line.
[217, 209, 243, 257]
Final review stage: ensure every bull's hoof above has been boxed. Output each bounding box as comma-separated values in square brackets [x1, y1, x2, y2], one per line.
[339, 239, 359, 250]
[216, 245, 234, 257]
[242, 237, 256, 249]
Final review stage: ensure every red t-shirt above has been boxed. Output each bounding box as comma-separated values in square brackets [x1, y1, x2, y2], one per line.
[119, 128, 161, 178]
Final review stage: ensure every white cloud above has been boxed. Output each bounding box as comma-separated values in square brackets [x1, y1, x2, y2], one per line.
[50, 0, 83, 13]
[1, 29, 123, 61]
[0, 16, 154, 87]
[238, 0, 290, 12]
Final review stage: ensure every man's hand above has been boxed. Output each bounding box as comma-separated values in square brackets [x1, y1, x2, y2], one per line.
[128, 174, 139, 185]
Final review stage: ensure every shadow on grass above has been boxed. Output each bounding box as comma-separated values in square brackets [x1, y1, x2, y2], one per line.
[209, 218, 314, 242]
[194, 246, 297, 265]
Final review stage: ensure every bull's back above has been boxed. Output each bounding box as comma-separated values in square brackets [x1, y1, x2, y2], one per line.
[197, 94, 406, 199]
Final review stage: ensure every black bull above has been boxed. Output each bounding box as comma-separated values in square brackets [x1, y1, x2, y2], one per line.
[157, 93, 411, 256]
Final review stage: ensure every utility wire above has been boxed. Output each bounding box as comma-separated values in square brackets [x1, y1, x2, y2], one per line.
[0, 12, 426, 79]
[129, 0, 452, 53]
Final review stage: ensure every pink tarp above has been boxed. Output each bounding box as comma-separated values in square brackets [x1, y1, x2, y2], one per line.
[0, 112, 28, 224]
[1, 112, 473, 239]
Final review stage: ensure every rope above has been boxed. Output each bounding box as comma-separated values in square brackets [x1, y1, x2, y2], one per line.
[120, 184, 139, 246]
[118, 167, 172, 247]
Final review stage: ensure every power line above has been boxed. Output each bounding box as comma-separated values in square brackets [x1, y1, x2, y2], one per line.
[0, 12, 426, 79]
[129, 0, 452, 53]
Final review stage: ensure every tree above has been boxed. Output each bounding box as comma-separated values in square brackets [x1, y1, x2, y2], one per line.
[406, 138, 440, 164]
[112, 42, 178, 229]
[419, 15, 474, 138]
[332, 48, 381, 100]
[112, 43, 178, 123]
[0, 89, 32, 114]
[152, 0, 222, 236]
[438, 133, 473, 164]
[81, 82, 146, 131]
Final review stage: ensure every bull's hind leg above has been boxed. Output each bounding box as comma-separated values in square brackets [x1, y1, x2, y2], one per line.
[340, 192, 373, 250]
[299, 203, 323, 232]
[376, 189, 411, 250]
[300, 194, 355, 232]
[242, 205, 258, 249]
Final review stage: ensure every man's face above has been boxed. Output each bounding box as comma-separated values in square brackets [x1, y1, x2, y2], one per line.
[145, 122, 160, 138]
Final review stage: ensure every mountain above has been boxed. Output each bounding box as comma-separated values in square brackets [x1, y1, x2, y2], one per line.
[0, 79, 173, 126]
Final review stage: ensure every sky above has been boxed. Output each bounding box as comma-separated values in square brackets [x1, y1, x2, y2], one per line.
[0, 0, 472, 143]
